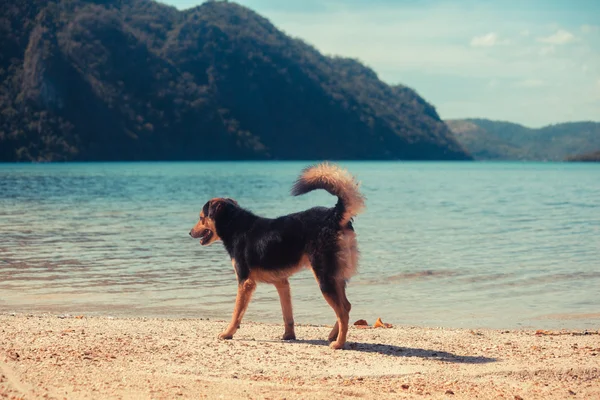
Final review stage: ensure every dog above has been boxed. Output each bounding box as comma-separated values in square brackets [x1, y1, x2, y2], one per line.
[189, 163, 365, 349]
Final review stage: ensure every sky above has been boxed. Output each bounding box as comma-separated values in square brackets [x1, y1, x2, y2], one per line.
[162, 0, 600, 127]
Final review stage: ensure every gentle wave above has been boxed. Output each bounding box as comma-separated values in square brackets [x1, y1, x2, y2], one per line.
[1, 162, 599, 329]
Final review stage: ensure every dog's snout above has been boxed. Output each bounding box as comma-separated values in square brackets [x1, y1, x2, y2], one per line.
[189, 230, 193, 237]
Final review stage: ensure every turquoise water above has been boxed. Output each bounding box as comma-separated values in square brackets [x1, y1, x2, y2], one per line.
[1, 162, 599, 329]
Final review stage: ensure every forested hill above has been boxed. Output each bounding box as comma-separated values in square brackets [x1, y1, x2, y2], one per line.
[447, 119, 600, 161]
[0, 0, 471, 162]
[566, 150, 600, 162]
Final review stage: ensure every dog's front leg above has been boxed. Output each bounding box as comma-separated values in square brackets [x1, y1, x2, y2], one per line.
[218, 278, 256, 340]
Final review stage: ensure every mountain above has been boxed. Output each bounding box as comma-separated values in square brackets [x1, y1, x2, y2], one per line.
[0, 0, 471, 162]
[447, 119, 600, 161]
[566, 150, 600, 162]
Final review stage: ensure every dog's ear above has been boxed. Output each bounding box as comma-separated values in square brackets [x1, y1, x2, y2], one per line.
[207, 200, 221, 219]
[206, 198, 238, 219]
[207, 199, 231, 219]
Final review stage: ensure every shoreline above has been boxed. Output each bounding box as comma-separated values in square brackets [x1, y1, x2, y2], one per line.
[2, 306, 600, 331]
[1, 314, 598, 399]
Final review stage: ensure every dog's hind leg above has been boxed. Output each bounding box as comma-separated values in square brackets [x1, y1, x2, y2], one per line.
[316, 275, 350, 350]
[218, 279, 257, 340]
[275, 279, 296, 340]
[328, 321, 339, 342]
[327, 280, 351, 342]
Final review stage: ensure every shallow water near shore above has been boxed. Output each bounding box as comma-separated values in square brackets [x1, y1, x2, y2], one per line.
[1, 161, 599, 329]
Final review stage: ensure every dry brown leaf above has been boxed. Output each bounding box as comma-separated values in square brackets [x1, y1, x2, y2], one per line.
[353, 319, 368, 326]
[373, 317, 393, 328]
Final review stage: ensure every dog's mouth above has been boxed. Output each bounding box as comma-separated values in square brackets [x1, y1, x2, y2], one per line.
[198, 229, 213, 245]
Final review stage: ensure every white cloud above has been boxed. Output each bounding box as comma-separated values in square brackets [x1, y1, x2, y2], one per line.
[470, 32, 509, 47]
[581, 25, 599, 34]
[517, 79, 546, 88]
[539, 46, 555, 56]
[537, 29, 576, 45]
[520, 30, 530, 37]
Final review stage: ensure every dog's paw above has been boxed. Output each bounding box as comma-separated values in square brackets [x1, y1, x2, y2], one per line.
[329, 341, 345, 350]
[328, 324, 339, 342]
[218, 332, 233, 340]
[282, 333, 296, 341]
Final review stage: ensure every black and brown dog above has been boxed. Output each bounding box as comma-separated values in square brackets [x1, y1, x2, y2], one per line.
[189, 163, 365, 349]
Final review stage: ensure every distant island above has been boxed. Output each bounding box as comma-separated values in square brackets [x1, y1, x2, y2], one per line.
[566, 150, 600, 162]
[0, 0, 470, 162]
[447, 119, 600, 161]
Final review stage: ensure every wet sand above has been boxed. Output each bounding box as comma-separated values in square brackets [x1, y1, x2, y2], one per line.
[1, 314, 598, 399]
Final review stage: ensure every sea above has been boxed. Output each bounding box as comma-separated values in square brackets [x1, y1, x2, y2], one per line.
[1, 162, 599, 330]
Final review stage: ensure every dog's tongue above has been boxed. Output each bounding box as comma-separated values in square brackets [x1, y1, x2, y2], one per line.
[200, 230, 212, 245]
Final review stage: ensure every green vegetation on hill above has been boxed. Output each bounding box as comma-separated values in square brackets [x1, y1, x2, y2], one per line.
[447, 119, 600, 161]
[566, 150, 600, 162]
[0, 0, 471, 162]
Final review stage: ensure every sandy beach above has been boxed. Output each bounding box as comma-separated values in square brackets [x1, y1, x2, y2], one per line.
[0, 314, 598, 399]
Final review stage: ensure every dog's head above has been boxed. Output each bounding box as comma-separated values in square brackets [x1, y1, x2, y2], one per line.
[189, 197, 238, 246]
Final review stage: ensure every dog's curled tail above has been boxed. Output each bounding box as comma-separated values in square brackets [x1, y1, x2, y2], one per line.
[291, 162, 365, 226]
